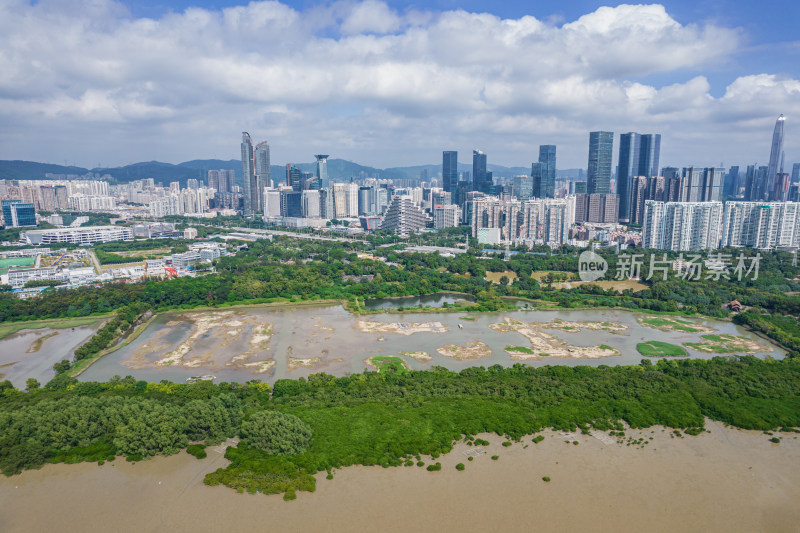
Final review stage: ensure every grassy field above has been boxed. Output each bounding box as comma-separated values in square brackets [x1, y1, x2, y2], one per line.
[637, 341, 688, 357]
[0, 256, 35, 274]
[485, 271, 518, 284]
[553, 279, 649, 292]
[107, 248, 172, 258]
[0, 316, 105, 340]
[368, 356, 410, 373]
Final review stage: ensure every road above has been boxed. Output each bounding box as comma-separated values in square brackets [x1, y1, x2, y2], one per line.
[230, 227, 370, 244]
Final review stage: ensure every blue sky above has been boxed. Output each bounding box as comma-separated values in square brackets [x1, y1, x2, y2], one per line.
[1, 0, 798, 170]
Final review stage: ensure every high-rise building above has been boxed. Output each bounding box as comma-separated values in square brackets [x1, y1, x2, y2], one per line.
[791, 163, 800, 184]
[513, 175, 533, 201]
[639, 134, 661, 178]
[380, 196, 431, 234]
[255, 141, 271, 189]
[442, 151, 458, 195]
[315, 155, 329, 189]
[721, 201, 800, 250]
[286, 165, 303, 192]
[766, 115, 785, 200]
[530, 163, 542, 198]
[433, 204, 461, 229]
[724, 166, 740, 198]
[617, 132, 661, 221]
[472, 150, 491, 193]
[678, 167, 724, 202]
[537, 145, 557, 198]
[587, 132, 613, 194]
[2, 200, 36, 227]
[617, 132, 640, 222]
[575, 193, 618, 223]
[642, 201, 724, 251]
[240, 132, 256, 213]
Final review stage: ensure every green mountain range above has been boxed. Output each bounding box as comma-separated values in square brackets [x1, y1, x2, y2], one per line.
[0, 159, 584, 186]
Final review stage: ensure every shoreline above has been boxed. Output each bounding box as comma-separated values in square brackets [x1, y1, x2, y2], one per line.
[1, 419, 797, 532]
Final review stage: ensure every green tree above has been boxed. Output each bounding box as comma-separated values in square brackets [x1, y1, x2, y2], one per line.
[240, 411, 313, 455]
[25, 378, 40, 392]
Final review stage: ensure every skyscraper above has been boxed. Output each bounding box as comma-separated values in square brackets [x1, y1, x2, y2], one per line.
[240, 132, 256, 213]
[587, 132, 613, 195]
[724, 166, 740, 198]
[472, 150, 489, 193]
[537, 145, 556, 198]
[617, 132, 661, 221]
[255, 141, 271, 190]
[766, 114, 785, 200]
[638, 134, 661, 178]
[442, 151, 458, 195]
[315, 155, 329, 189]
[617, 132, 641, 221]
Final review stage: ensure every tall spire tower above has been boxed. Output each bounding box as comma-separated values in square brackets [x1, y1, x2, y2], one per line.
[766, 114, 785, 200]
[241, 132, 256, 213]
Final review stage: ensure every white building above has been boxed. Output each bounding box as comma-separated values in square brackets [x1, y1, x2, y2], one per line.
[21, 225, 134, 246]
[379, 196, 431, 234]
[433, 204, 461, 229]
[721, 201, 800, 250]
[642, 201, 724, 251]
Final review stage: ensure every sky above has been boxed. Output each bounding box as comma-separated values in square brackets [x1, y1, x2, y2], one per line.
[0, 0, 798, 171]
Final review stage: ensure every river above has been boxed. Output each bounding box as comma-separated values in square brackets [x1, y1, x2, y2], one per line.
[1, 419, 798, 532]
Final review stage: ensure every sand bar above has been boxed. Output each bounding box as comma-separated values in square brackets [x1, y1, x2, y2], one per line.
[357, 320, 448, 336]
[491, 317, 619, 360]
[436, 340, 492, 360]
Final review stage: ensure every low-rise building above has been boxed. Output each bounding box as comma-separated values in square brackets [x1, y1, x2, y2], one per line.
[22, 225, 133, 245]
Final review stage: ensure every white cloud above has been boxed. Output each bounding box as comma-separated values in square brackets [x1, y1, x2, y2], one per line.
[0, 0, 796, 168]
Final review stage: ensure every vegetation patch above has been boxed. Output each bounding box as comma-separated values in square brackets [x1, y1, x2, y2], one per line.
[637, 341, 688, 357]
[365, 356, 410, 373]
[505, 345, 534, 355]
[186, 444, 207, 459]
[638, 316, 713, 333]
[684, 334, 768, 354]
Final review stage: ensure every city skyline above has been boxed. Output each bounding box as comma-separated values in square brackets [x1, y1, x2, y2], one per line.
[0, 1, 797, 170]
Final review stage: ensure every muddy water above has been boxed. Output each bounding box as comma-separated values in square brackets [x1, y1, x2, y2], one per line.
[1, 419, 798, 532]
[0, 324, 101, 387]
[77, 305, 785, 384]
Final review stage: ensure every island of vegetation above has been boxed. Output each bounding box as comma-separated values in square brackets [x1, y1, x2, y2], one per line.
[684, 334, 769, 354]
[637, 316, 714, 333]
[364, 356, 410, 373]
[637, 341, 688, 357]
[436, 340, 493, 360]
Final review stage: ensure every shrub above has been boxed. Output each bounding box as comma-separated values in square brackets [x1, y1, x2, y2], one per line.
[542, 476, 551, 482]
[426, 462, 442, 471]
[455, 463, 465, 471]
[467, 456, 474, 461]
[186, 444, 207, 459]
[532, 435, 544, 444]
[491, 455, 499, 461]
[240, 411, 312, 455]
[417, 461, 424, 467]
[769, 437, 781, 443]
[284, 488, 297, 500]
[502, 441, 512, 447]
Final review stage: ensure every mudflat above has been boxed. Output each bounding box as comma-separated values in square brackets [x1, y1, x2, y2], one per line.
[1, 419, 798, 532]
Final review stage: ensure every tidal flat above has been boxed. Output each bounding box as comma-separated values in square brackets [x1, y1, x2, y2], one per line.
[71, 304, 784, 384]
